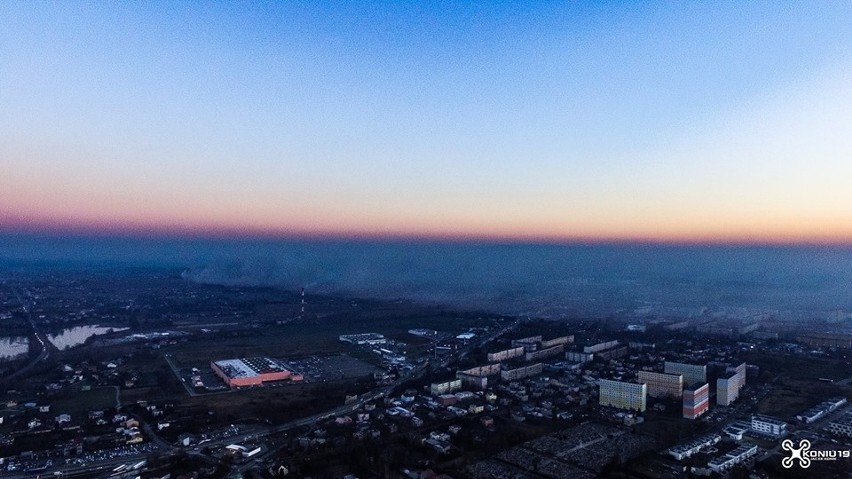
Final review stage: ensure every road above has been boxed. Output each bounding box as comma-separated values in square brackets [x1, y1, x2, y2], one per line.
[163, 353, 200, 397]
[2, 284, 54, 383]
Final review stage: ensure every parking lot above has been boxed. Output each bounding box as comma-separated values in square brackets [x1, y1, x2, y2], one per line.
[282, 354, 381, 382]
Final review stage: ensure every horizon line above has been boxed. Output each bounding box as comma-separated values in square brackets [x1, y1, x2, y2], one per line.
[2, 223, 852, 248]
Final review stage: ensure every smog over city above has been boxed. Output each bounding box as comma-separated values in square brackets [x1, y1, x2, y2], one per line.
[1, 2, 852, 479]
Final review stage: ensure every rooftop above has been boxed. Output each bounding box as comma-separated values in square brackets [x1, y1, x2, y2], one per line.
[831, 411, 852, 426]
[752, 415, 786, 426]
[213, 357, 288, 379]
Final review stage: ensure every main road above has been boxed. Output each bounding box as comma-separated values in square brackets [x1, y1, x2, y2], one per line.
[1, 283, 54, 383]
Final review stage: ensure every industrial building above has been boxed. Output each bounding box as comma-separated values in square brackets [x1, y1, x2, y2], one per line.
[664, 361, 707, 385]
[408, 329, 438, 338]
[338, 333, 386, 345]
[682, 383, 710, 419]
[211, 357, 299, 388]
[637, 370, 683, 398]
[598, 379, 647, 412]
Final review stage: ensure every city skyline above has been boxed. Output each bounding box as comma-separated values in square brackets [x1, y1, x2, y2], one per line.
[2, 2, 852, 244]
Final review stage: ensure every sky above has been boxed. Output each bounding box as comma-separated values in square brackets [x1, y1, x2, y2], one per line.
[2, 2, 852, 244]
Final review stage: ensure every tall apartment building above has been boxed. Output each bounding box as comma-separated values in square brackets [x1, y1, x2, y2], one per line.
[500, 363, 543, 381]
[664, 361, 707, 385]
[540, 335, 573, 348]
[717, 372, 743, 406]
[597, 346, 629, 360]
[456, 364, 501, 390]
[584, 340, 619, 354]
[566, 351, 594, 363]
[486, 346, 524, 363]
[525, 345, 564, 361]
[727, 362, 747, 389]
[637, 371, 683, 398]
[430, 379, 462, 396]
[683, 383, 710, 419]
[598, 379, 647, 412]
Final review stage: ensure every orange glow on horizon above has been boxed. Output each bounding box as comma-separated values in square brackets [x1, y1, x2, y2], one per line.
[2, 211, 851, 246]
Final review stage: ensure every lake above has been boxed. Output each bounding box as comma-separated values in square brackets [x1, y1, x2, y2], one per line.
[48, 325, 129, 350]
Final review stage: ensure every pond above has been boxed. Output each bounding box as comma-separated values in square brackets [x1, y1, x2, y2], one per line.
[0, 336, 29, 361]
[48, 325, 129, 350]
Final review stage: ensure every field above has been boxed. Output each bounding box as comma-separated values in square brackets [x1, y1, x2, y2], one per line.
[173, 380, 370, 427]
[51, 386, 118, 415]
[167, 326, 350, 367]
[167, 310, 498, 368]
[757, 377, 852, 417]
[742, 351, 852, 417]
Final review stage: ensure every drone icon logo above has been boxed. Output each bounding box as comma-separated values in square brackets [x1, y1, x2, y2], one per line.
[782, 439, 811, 469]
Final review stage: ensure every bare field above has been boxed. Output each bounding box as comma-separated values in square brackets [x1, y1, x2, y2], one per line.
[758, 377, 852, 417]
[167, 327, 349, 368]
[740, 351, 852, 417]
[741, 351, 850, 381]
[50, 386, 117, 416]
[168, 312, 496, 368]
[174, 381, 364, 424]
[121, 385, 176, 405]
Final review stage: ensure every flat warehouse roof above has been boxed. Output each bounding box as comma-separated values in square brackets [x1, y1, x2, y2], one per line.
[213, 357, 287, 378]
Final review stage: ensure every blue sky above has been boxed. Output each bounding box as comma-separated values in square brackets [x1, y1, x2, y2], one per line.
[2, 2, 851, 242]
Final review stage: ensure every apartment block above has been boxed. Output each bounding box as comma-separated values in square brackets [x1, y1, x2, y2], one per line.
[637, 370, 683, 398]
[683, 383, 710, 419]
[598, 379, 647, 412]
[664, 361, 707, 385]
